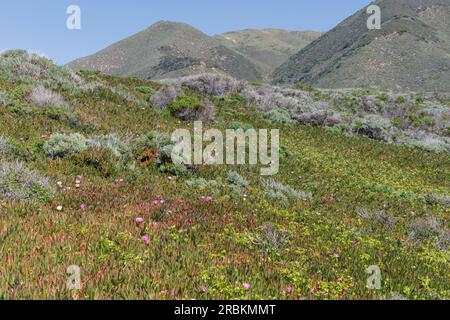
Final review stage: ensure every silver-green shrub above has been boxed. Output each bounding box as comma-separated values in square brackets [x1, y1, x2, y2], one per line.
[0, 160, 54, 202]
[43, 133, 90, 159]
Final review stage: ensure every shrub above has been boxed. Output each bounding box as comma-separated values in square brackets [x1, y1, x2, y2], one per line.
[89, 134, 132, 160]
[407, 215, 449, 250]
[221, 93, 247, 106]
[408, 216, 444, 244]
[262, 179, 311, 203]
[43, 133, 90, 159]
[253, 223, 290, 252]
[29, 85, 69, 110]
[294, 111, 340, 127]
[168, 95, 214, 121]
[167, 73, 247, 96]
[131, 133, 159, 165]
[257, 92, 298, 112]
[186, 177, 222, 191]
[150, 86, 183, 110]
[0, 136, 19, 160]
[425, 193, 450, 208]
[0, 91, 10, 105]
[227, 171, 249, 187]
[135, 86, 155, 95]
[228, 121, 253, 131]
[158, 163, 189, 177]
[168, 95, 202, 113]
[358, 209, 395, 232]
[72, 148, 118, 178]
[353, 115, 391, 141]
[0, 160, 54, 202]
[264, 108, 296, 126]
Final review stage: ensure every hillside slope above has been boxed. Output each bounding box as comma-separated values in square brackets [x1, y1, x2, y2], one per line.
[214, 29, 322, 79]
[273, 0, 450, 91]
[0, 50, 449, 300]
[68, 21, 263, 82]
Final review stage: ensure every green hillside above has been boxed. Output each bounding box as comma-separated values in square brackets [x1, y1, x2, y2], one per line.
[214, 29, 322, 80]
[0, 50, 449, 299]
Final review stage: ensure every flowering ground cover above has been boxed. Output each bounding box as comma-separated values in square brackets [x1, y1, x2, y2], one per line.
[0, 50, 448, 299]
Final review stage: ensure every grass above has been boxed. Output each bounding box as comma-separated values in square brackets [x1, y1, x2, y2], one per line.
[0, 52, 448, 300]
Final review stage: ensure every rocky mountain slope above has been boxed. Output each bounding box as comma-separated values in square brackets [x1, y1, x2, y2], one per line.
[273, 0, 450, 92]
[69, 21, 263, 82]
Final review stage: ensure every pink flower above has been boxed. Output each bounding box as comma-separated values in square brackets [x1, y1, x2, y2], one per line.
[351, 240, 356, 248]
[160, 199, 165, 205]
[285, 285, 293, 294]
[80, 204, 86, 210]
[201, 196, 213, 203]
[135, 217, 144, 224]
[199, 286, 208, 293]
[243, 283, 251, 290]
[76, 175, 83, 181]
[141, 235, 151, 245]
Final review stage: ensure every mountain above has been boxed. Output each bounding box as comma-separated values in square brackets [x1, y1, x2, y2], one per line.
[273, 0, 450, 92]
[68, 21, 263, 82]
[214, 29, 322, 78]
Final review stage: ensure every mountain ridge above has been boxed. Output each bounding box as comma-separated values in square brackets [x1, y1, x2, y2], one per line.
[69, 21, 263, 82]
[273, 0, 450, 91]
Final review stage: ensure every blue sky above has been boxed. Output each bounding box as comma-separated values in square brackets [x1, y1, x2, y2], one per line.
[0, 0, 372, 65]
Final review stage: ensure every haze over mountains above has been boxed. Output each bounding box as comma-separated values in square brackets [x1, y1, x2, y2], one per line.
[69, 0, 450, 91]
[273, 0, 450, 91]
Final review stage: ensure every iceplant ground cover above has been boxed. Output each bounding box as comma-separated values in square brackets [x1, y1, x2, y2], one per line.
[0, 50, 449, 300]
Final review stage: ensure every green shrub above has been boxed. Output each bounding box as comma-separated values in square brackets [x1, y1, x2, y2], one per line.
[264, 108, 296, 126]
[158, 163, 189, 177]
[229, 121, 253, 131]
[168, 95, 202, 113]
[72, 148, 118, 178]
[90, 134, 132, 160]
[43, 133, 90, 159]
[135, 86, 155, 95]
[227, 171, 249, 187]
[221, 93, 246, 106]
[376, 94, 389, 102]
[131, 133, 159, 161]
[186, 177, 222, 191]
[0, 136, 20, 160]
[0, 160, 54, 202]
[262, 179, 312, 204]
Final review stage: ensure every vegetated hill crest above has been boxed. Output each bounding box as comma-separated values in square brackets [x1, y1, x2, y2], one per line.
[273, 0, 450, 92]
[213, 29, 323, 79]
[69, 21, 269, 82]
